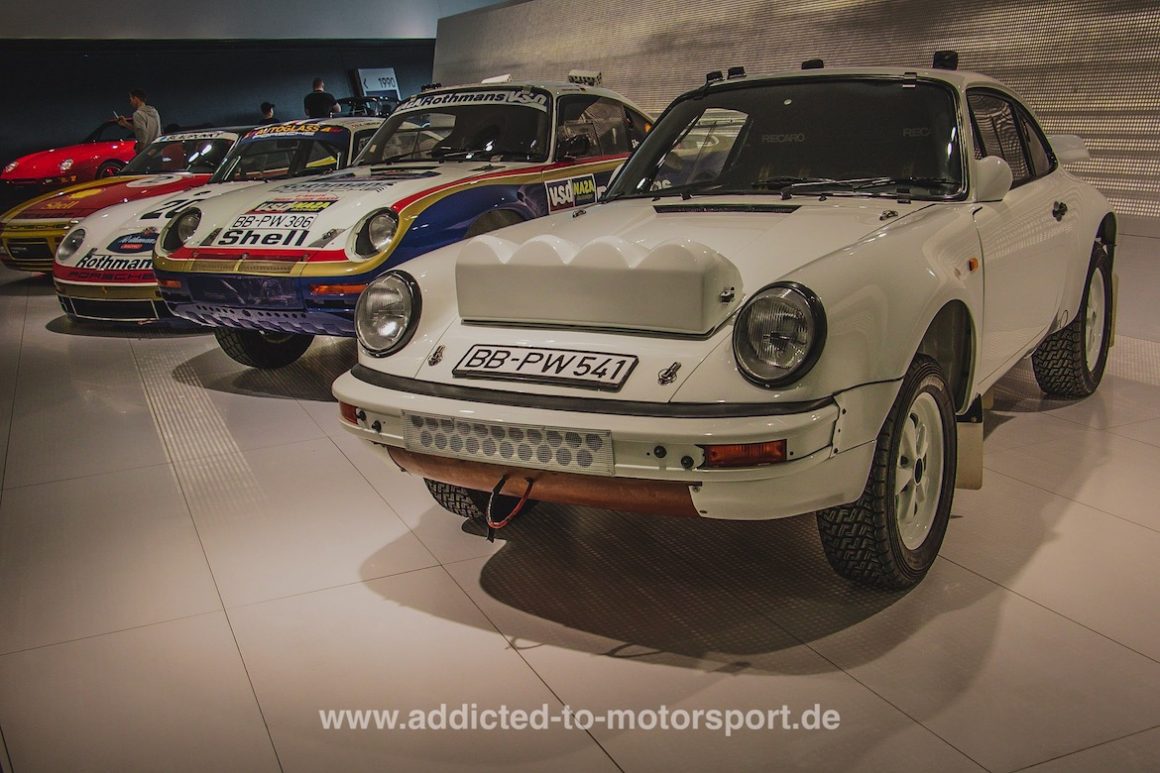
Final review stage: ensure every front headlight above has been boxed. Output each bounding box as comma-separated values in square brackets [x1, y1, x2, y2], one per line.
[56, 228, 86, 262]
[353, 209, 399, 259]
[162, 208, 202, 253]
[732, 282, 826, 387]
[3, 161, 17, 174]
[356, 271, 421, 356]
[59, 159, 74, 173]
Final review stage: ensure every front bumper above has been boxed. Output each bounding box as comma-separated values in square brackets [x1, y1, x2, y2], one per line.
[333, 369, 896, 520]
[157, 271, 357, 336]
[0, 222, 69, 272]
[54, 280, 175, 322]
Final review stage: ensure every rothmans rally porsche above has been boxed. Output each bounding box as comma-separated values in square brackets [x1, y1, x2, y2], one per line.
[52, 117, 383, 323]
[152, 74, 652, 368]
[333, 54, 1117, 589]
[0, 128, 247, 273]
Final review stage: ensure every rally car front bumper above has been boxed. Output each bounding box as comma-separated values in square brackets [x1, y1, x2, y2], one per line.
[333, 367, 900, 521]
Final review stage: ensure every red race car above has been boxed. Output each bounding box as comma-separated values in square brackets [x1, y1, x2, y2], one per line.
[1, 120, 139, 202]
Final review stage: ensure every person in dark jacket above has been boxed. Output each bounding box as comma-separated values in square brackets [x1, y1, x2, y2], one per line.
[259, 102, 277, 125]
[303, 79, 339, 119]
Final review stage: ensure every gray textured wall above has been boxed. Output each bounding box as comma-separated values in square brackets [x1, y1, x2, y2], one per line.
[1, 0, 501, 39]
[434, 0, 1160, 227]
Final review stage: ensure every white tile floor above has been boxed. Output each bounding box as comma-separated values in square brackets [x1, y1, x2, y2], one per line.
[1, 236, 1160, 772]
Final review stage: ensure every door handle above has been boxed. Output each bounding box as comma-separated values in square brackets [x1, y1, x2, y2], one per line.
[1052, 201, 1068, 221]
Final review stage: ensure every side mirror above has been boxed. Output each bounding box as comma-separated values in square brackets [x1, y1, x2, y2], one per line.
[1048, 134, 1090, 163]
[558, 133, 591, 160]
[974, 156, 1012, 202]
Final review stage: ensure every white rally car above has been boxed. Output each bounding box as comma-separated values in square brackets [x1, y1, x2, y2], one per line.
[53, 117, 382, 322]
[334, 57, 1116, 588]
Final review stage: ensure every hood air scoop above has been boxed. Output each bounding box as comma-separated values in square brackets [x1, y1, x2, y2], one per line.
[457, 233, 743, 335]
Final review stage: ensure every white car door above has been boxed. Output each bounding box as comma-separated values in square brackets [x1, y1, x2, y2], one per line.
[969, 90, 1073, 383]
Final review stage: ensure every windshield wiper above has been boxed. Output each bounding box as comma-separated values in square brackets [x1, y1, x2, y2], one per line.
[847, 176, 960, 191]
[751, 176, 842, 191]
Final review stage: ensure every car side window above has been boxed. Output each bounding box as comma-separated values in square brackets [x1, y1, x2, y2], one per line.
[352, 129, 377, 157]
[1017, 109, 1054, 178]
[967, 91, 1032, 186]
[625, 109, 651, 149]
[556, 95, 633, 159]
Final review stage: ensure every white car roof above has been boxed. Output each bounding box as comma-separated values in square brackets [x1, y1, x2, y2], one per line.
[703, 66, 1007, 93]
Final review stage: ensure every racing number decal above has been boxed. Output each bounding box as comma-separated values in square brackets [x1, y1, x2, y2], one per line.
[141, 199, 193, 220]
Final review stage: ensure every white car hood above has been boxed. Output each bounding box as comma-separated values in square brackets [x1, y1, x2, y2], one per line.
[455, 195, 934, 335]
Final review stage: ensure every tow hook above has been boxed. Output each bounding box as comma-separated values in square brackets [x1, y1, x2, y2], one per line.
[484, 474, 535, 541]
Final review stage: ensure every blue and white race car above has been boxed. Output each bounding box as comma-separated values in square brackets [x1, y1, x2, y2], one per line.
[152, 75, 651, 368]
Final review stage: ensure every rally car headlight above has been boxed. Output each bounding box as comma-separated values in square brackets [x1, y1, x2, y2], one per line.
[4, 161, 18, 174]
[356, 271, 421, 356]
[353, 209, 399, 259]
[162, 208, 202, 253]
[56, 228, 86, 262]
[59, 159, 74, 173]
[732, 282, 826, 388]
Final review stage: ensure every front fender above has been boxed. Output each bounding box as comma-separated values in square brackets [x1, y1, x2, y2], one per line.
[673, 204, 983, 410]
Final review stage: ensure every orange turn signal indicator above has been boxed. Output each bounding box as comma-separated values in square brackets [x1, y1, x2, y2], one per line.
[311, 283, 368, 296]
[339, 402, 360, 425]
[701, 440, 787, 468]
[157, 278, 182, 290]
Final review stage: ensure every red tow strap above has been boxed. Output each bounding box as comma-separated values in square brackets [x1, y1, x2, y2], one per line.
[485, 474, 534, 541]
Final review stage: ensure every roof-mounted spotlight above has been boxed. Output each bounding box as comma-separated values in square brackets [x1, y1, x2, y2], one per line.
[801, 58, 824, 70]
[932, 50, 959, 70]
[705, 70, 724, 84]
[567, 69, 603, 86]
[727, 66, 746, 79]
[420, 82, 442, 92]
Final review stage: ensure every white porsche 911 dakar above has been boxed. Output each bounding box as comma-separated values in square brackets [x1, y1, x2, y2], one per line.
[333, 55, 1116, 589]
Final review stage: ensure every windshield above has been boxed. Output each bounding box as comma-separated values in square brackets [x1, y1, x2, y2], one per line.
[356, 89, 552, 164]
[607, 78, 964, 201]
[121, 138, 234, 175]
[210, 132, 349, 183]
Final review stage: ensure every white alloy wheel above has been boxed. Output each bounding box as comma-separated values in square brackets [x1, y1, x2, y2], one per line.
[1085, 267, 1106, 372]
[894, 391, 945, 551]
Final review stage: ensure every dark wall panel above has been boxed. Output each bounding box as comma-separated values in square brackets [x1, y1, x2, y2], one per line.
[0, 39, 435, 170]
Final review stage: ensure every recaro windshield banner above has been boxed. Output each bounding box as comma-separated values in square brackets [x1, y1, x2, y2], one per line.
[395, 89, 549, 113]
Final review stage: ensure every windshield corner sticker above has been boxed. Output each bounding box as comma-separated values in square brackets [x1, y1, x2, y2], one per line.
[546, 174, 598, 211]
[396, 89, 549, 114]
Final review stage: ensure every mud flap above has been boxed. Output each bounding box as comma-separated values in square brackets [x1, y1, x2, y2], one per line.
[955, 395, 984, 490]
[1110, 271, 1119, 348]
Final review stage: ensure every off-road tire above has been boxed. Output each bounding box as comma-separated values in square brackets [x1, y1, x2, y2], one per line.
[1031, 242, 1112, 397]
[214, 328, 314, 369]
[424, 479, 538, 521]
[816, 356, 957, 590]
